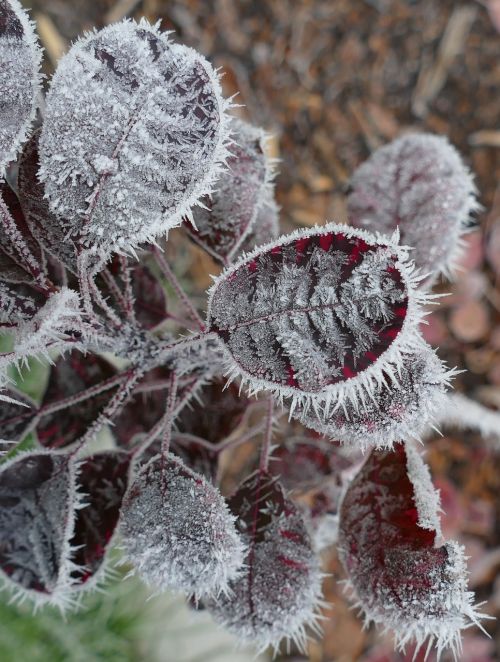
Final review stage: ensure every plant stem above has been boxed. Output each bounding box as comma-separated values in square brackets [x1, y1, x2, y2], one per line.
[259, 396, 274, 472]
[153, 247, 206, 331]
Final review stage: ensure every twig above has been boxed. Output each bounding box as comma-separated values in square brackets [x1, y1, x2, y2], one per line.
[153, 247, 206, 331]
[259, 397, 274, 472]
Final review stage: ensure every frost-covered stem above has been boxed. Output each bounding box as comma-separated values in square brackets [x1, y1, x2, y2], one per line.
[259, 397, 274, 472]
[77, 250, 95, 319]
[119, 255, 136, 322]
[88, 277, 123, 328]
[101, 267, 129, 318]
[153, 247, 205, 331]
[161, 371, 178, 459]
[69, 368, 143, 459]
[155, 331, 216, 362]
[437, 393, 500, 445]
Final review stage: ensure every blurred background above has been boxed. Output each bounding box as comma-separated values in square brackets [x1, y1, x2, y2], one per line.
[6, 1, 500, 660]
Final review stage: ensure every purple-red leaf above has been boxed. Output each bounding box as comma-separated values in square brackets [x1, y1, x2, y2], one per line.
[18, 129, 77, 272]
[207, 470, 323, 652]
[37, 351, 117, 449]
[0, 450, 79, 608]
[184, 118, 271, 263]
[120, 453, 245, 596]
[70, 450, 130, 588]
[0, 0, 42, 174]
[39, 20, 232, 253]
[207, 223, 424, 412]
[292, 343, 454, 451]
[338, 442, 485, 658]
[347, 133, 478, 281]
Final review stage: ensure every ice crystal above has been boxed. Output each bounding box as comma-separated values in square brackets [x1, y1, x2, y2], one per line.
[39, 19, 232, 253]
[120, 453, 245, 597]
[0, 387, 36, 445]
[207, 223, 427, 413]
[206, 471, 324, 653]
[292, 342, 456, 451]
[0, 451, 82, 608]
[185, 117, 273, 262]
[347, 133, 479, 281]
[338, 443, 486, 659]
[0, 0, 42, 175]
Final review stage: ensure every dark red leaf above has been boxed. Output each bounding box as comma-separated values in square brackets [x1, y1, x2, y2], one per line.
[184, 119, 270, 263]
[207, 470, 323, 651]
[0, 450, 77, 606]
[207, 224, 419, 411]
[37, 351, 117, 449]
[70, 451, 130, 587]
[338, 443, 482, 656]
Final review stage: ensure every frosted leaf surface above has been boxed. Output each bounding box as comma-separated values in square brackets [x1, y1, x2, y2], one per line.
[39, 19, 232, 252]
[0, 451, 80, 608]
[347, 133, 478, 281]
[207, 223, 425, 411]
[0, 0, 41, 174]
[18, 129, 77, 272]
[338, 442, 485, 659]
[206, 471, 323, 653]
[185, 118, 272, 262]
[0, 281, 39, 324]
[292, 343, 455, 451]
[0, 183, 45, 284]
[120, 453, 245, 597]
[70, 451, 130, 589]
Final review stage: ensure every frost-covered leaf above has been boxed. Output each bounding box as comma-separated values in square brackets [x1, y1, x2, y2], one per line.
[0, 281, 39, 324]
[70, 450, 130, 589]
[0, 183, 45, 284]
[39, 19, 232, 253]
[185, 118, 272, 263]
[347, 133, 479, 281]
[206, 470, 323, 652]
[10, 287, 81, 359]
[0, 0, 42, 174]
[239, 192, 280, 255]
[292, 343, 455, 451]
[37, 351, 117, 449]
[0, 450, 81, 608]
[338, 442, 486, 659]
[120, 453, 245, 597]
[207, 223, 425, 413]
[18, 129, 78, 272]
[270, 436, 345, 492]
[0, 387, 36, 448]
[175, 378, 248, 444]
